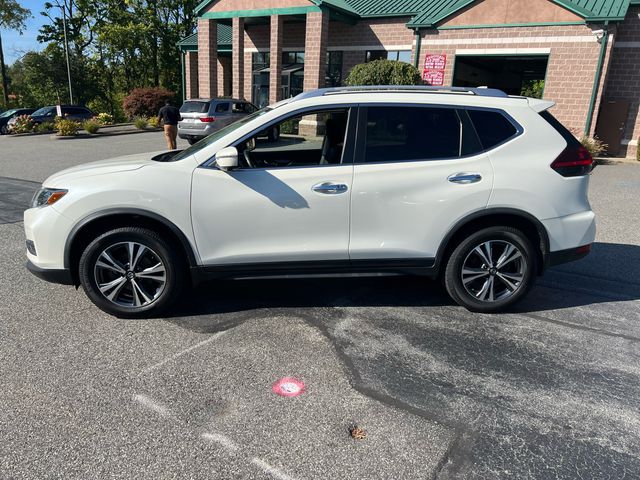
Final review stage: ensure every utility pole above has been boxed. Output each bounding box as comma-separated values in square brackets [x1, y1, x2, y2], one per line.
[60, 5, 73, 104]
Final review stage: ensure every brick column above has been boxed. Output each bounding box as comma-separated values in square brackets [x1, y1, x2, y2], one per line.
[198, 19, 218, 98]
[303, 10, 329, 91]
[184, 51, 199, 99]
[300, 10, 329, 136]
[269, 15, 284, 105]
[232, 17, 245, 99]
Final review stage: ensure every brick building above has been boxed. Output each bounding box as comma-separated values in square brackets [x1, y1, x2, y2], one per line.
[178, 0, 640, 158]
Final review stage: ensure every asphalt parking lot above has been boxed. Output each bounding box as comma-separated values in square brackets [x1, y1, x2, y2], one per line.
[1, 133, 639, 479]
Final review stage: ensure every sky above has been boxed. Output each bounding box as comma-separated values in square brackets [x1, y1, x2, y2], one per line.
[2, 0, 47, 65]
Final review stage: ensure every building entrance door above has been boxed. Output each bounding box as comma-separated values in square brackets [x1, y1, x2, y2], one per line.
[595, 100, 630, 156]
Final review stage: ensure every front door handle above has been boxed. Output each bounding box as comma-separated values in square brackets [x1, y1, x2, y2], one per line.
[312, 182, 348, 194]
[448, 173, 482, 184]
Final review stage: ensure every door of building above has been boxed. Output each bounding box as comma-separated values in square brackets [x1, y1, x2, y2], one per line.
[595, 100, 629, 156]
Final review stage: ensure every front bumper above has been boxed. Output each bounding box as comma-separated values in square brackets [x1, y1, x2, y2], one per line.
[26, 260, 74, 285]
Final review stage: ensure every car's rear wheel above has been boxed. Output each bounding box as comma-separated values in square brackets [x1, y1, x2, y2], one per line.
[187, 137, 199, 145]
[0, 124, 8, 135]
[78, 227, 185, 318]
[444, 226, 536, 313]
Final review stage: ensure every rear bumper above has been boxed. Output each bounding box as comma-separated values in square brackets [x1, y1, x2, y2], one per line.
[547, 245, 591, 268]
[26, 260, 74, 285]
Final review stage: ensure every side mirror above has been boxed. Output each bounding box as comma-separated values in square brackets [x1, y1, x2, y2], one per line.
[215, 146, 239, 171]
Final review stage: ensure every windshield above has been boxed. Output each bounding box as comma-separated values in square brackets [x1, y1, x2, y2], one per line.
[172, 107, 273, 162]
[0, 109, 18, 118]
[32, 107, 55, 116]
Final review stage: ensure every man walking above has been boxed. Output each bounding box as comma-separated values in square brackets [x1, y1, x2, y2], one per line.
[157, 100, 181, 150]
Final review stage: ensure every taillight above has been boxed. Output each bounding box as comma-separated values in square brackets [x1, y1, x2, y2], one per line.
[200, 117, 215, 123]
[550, 146, 593, 177]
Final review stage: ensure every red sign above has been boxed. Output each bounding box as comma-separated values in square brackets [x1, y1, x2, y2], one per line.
[422, 54, 447, 86]
[424, 54, 446, 71]
[422, 70, 445, 86]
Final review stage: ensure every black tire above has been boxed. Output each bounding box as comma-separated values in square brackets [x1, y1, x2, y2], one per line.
[444, 226, 537, 313]
[267, 125, 280, 142]
[187, 137, 199, 145]
[0, 125, 7, 135]
[78, 227, 186, 318]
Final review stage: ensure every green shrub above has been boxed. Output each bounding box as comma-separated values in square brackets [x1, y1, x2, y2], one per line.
[148, 116, 160, 129]
[123, 87, 175, 119]
[345, 59, 422, 87]
[35, 121, 55, 133]
[11, 115, 34, 134]
[55, 118, 80, 137]
[133, 116, 148, 129]
[579, 135, 608, 158]
[83, 119, 101, 134]
[95, 113, 114, 125]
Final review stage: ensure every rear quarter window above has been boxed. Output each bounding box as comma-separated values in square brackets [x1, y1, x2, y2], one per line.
[467, 109, 518, 150]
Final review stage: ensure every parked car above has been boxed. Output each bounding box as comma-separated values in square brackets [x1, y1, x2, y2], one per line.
[24, 86, 595, 317]
[14, 105, 95, 127]
[0, 108, 37, 134]
[178, 98, 270, 145]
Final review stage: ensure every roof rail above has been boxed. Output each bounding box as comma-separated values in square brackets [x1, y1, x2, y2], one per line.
[294, 85, 509, 100]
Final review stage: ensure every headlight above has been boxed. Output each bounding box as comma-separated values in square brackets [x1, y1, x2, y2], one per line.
[31, 188, 68, 208]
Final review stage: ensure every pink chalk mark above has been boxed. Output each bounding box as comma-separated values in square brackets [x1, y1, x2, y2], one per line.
[272, 377, 306, 397]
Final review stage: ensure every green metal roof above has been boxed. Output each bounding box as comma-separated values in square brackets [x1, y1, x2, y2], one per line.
[404, 0, 632, 26]
[177, 23, 232, 50]
[191, 0, 632, 38]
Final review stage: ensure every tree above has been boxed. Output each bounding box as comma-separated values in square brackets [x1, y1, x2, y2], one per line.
[0, 0, 31, 107]
[345, 60, 422, 87]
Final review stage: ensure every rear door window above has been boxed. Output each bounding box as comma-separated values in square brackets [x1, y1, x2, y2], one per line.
[215, 102, 230, 113]
[467, 109, 518, 150]
[362, 106, 462, 163]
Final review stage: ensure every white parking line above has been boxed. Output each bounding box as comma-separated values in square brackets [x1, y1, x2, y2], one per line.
[201, 432, 241, 453]
[139, 331, 226, 375]
[133, 394, 172, 418]
[251, 458, 297, 480]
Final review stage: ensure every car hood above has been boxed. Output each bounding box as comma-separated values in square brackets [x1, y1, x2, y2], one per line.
[44, 151, 164, 186]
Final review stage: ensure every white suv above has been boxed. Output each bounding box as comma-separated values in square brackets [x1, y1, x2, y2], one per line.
[24, 86, 596, 317]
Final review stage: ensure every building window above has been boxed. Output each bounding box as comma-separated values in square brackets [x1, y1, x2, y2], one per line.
[252, 52, 270, 71]
[326, 51, 343, 87]
[366, 50, 411, 64]
[282, 51, 305, 65]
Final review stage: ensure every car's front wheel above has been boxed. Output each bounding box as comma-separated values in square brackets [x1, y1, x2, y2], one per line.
[78, 227, 185, 318]
[444, 226, 536, 313]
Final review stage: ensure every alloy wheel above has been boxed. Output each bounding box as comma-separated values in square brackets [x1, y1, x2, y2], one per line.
[93, 241, 166, 308]
[460, 240, 526, 303]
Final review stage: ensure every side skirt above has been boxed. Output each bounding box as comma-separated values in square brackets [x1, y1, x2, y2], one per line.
[190, 258, 438, 284]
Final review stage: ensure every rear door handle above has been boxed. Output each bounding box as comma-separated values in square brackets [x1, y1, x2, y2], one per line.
[312, 182, 348, 194]
[448, 173, 482, 184]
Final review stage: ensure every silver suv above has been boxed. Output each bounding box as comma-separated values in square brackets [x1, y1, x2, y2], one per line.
[178, 98, 259, 145]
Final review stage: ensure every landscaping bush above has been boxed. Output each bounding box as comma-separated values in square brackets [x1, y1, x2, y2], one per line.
[148, 116, 161, 129]
[123, 87, 175, 119]
[579, 135, 608, 158]
[345, 59, 422, 87]
[95, 113, 114, 125]
[11, 115, 35, 134]
[35, 121, 55, 134]
[83, 119, 101, 134]
[55, 118, 80, 137]
[133, 116, 149, 129]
